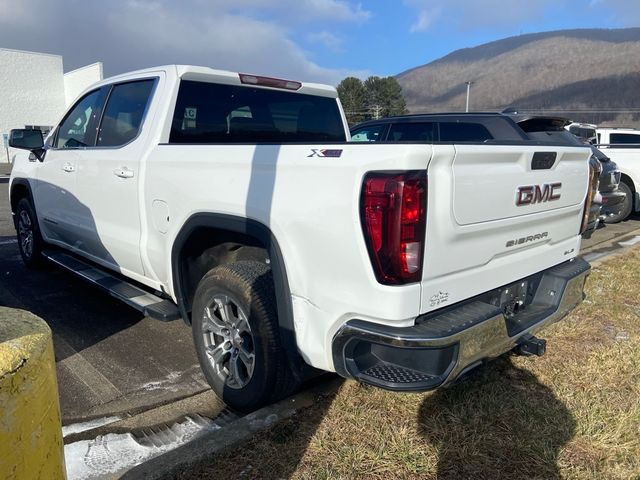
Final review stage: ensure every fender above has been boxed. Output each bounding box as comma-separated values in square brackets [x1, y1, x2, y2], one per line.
[618, 172, 639, 212]
[171, 213, 301, 368]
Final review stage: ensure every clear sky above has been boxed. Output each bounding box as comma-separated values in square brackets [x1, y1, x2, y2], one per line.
[0, 0, 637, 84]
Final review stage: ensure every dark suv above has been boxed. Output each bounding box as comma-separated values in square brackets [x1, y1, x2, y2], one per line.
[350, 113, 527, 143]
[351, 113, 626, 230]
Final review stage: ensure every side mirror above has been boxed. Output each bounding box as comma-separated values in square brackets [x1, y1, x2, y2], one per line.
[9, 129, 45, 161]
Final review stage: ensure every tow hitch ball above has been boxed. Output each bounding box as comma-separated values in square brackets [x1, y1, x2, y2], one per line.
[514, 336, 547, 357]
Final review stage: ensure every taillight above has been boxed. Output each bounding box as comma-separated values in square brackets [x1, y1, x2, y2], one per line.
[580, 155, 602, 234]
[361, 171, 427, 284]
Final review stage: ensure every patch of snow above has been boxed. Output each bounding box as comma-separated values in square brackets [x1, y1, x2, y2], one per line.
[615, 330, 630, 342]
[618, 235, 640, 247]
[583, 251, 609, 262]
[138, 370, 187, 392]
[65, 415, 220, 480]
[63, 416, 122, 437]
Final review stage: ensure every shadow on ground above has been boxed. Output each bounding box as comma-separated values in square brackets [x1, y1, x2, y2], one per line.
[0, 243, 142, 360]
[0, 243, 206, 421]
[418, 357, 576, 480]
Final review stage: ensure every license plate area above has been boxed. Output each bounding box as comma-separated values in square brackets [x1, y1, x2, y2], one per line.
[478, 272, 544, 320]
[490, 280, 529, 318]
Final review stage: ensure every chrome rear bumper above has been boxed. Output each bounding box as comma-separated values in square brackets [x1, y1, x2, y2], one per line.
[332, 257, 590, 391]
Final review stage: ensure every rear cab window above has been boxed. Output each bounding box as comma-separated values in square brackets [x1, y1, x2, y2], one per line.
[169, 80, 346, 143]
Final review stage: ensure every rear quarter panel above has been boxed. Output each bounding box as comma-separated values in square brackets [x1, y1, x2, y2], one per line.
[144, 143, 431, 370]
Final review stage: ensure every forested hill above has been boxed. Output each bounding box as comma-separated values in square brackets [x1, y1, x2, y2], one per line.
[396, 28, 640, 124]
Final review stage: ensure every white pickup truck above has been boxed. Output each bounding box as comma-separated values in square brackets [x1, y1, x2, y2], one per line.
[9, 65, 595, 411]
[594, 127, 640, 220]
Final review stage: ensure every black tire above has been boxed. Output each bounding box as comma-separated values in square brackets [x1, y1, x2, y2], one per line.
[15, 197, 47, 269]
[604, 182, 634, 224]
[191, 261, 299, 412]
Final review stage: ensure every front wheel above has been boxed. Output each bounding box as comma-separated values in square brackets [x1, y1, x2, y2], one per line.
[603, 182, 634, 224]
[191, 261, 299, 412]
[15, 197, 47, 269]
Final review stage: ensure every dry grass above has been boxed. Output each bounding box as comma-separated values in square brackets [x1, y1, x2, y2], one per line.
[174, 248, 640, 480]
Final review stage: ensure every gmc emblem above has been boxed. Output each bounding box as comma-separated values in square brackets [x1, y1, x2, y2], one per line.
[516, 183, 562, 206]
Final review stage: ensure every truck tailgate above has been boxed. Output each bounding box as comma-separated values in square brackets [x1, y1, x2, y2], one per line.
[452, 146, 588, 224]
[421, 144, 591, 314]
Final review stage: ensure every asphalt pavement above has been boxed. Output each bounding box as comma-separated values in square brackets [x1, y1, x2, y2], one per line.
[0, 170, 210, 424]
[2, 163, 639, 427]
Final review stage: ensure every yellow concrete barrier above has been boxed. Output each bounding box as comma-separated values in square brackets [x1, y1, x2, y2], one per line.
[0, 307, 65, 479]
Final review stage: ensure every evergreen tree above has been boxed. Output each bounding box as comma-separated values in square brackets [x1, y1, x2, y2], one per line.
[364, 76, 408, 119]
[337, 77, 367, 126]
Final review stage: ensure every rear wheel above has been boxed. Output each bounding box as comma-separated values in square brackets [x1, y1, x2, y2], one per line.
[15, 197, 47, 269]
[604, 182, 633, 224]
[191, 261, 299, 412]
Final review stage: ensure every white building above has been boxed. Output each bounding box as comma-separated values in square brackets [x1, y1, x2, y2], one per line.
[0, 48, 103, 163]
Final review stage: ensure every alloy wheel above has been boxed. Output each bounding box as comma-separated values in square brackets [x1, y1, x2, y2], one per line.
[201, 294, 256, 389]
[17, 209, 34, 259]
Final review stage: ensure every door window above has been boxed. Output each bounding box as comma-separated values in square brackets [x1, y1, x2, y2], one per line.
[609, 133, 640, 148]
[388, 122, 437, 142]
[350, 124, 384, 142]
[439, 122, 493, 142]
[97, 80, 155, 147]
[55, 89, 105, 148]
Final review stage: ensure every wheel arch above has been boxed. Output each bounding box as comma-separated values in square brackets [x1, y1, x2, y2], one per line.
[619, 173, 639, 211]
[620, 173, 636, 192]
[171, 213, 301, 368]
[9, 178, 35, 215]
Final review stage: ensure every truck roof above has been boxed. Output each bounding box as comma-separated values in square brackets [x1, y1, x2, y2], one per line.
[597, 127, 640, 133]
[355, 112, 573, 126]
[93, 64, 339, 99]
[353, 112, 508, 128]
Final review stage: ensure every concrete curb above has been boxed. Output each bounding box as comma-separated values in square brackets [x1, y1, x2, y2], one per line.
[120, 377, 343, 480]
[581, 226, 640, 267]
[0, 307, 66, 479]
[588, 238, 640, 268]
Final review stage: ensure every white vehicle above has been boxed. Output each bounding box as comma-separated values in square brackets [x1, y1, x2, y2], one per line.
[594, 127, 640, 220]
[567, 122, 598, 145]
[9, 65, 595, 411]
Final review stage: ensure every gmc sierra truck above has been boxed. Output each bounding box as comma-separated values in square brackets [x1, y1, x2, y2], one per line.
[9, 66, 595, 411]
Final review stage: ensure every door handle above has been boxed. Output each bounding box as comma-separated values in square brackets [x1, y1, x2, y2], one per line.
[62, 163, 75, 173]
[114, 167, 134, 179]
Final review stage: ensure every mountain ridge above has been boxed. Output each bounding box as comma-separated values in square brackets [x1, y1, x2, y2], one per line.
[396, 28, 640, 124]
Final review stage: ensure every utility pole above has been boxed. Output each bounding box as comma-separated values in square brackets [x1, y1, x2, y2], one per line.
[465, 81, 474, 112]
[2, 133, 9, 164]
[371, 104, 383, 120]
